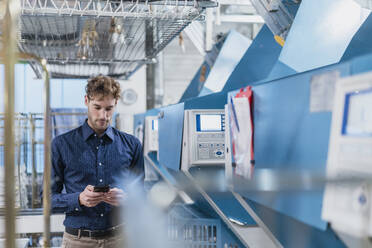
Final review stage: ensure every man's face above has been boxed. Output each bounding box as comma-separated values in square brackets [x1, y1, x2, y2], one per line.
[85, 94, 117, 134]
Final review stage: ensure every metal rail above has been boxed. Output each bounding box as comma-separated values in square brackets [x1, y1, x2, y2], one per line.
[41, 61, 51, 248]
[3, 0, 18, 247]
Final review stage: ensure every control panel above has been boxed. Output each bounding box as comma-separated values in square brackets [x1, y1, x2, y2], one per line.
[322, 72, 372, 241]
[181, 110, 225, 171]
[145, 116, 159, 153]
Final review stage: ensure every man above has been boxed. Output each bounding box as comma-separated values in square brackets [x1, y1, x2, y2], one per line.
[50, 75, 144, 248]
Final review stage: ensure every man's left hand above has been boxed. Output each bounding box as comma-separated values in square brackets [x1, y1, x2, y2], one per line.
[103, 188, 126, 206]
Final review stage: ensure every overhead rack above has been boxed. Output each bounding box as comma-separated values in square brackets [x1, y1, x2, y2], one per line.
[13, 0, 218, 78]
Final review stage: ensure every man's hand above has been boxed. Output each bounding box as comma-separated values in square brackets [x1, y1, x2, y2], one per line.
[79, 185, 104, 207]
[103, 188, 126, 207]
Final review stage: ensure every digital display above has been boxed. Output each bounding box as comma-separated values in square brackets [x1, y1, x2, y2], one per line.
[152, 119, 158, 131]
[343, 89, 372, 136]
[197, 114, 223, 131]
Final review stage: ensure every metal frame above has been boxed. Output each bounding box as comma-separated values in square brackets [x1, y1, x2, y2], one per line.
[2, 1, 18, 247]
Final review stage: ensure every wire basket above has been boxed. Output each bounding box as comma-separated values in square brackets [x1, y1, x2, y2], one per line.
[168, 204, 221, 248]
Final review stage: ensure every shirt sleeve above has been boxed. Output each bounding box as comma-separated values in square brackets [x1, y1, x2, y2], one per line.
[49, 138, 82, 213]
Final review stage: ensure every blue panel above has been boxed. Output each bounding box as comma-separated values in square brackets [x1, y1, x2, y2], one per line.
[147, 152, 177, 185]
[265, 60, 297, 82]
[133, 113, 146, 129]
[235, 62, 351, 230]
[199, 30, 251, 96]
[158, 103, 184, 171]
[179, 62, 211, 102]
[209, 192, 256, 226]
[179, 38, 226, 102]
[350, 52, 372, 75]
[184, 91, 227, 110]
[245, 198, 346, 248]
[342, 13, 372, 61]
[281, 0, 301, 17]
[279, 0, 369, 72]
[146, 108, 160, 116]
[223, 25, 282, 91]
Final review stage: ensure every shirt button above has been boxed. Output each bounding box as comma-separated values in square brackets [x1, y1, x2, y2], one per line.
[100, 213, 104, 217]
[99, 179, 103, 182]
[100, 139, 103, 143]
[96, 146, 99, 150]
[99, 162, 102, 166]
[75, 208, 79, 211]
[94, 134, 97, 137]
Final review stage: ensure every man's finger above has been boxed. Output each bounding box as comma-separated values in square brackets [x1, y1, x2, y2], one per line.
[86, 185, 94, 191]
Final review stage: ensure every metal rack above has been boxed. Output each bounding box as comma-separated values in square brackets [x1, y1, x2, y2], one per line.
[0, 112, 86, 209]
[16, 0, 218, 79]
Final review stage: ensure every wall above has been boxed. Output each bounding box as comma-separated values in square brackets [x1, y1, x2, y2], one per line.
[116, 66, 147, 134]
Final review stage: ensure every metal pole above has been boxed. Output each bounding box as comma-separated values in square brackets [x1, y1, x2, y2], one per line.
[17, 116, 22, 208]
[41, 61, 51, 248]
[146, 20, 155, 110]
[30, 115, 37, 209]
[3, 1, 18, 247]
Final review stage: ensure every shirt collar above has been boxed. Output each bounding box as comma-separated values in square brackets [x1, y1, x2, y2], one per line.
[82, 120, 114, 141]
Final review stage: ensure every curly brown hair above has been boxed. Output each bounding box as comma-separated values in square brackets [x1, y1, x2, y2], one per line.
[85, 75, 121, 101]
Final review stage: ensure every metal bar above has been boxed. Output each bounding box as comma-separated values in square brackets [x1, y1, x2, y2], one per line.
[42, 61, 51, 248]
[3, 1, 18, 247]
[146, 19, 155, 110]
[30, 115, 38, 209]
[44, 58, 151, 64]
[17, 118, 22, 208]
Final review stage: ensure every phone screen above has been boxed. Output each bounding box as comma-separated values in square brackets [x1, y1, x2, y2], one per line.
[93, 185, 110, 192]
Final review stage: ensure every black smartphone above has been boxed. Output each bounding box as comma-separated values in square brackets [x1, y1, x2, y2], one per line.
[93, 185, 110, 192]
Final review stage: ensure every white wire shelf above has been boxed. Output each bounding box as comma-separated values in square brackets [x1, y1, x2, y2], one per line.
[5, 0, 218, 78]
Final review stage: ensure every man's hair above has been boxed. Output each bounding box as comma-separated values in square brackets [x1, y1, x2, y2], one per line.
[86, 75, 121, 101]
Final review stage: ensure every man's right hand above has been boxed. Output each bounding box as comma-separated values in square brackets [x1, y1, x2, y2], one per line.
[79, 185, 104, 207]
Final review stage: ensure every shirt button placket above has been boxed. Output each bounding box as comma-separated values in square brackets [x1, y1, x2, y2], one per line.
[97, 140, 104, 186]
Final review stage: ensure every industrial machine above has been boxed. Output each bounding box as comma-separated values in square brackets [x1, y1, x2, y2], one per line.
[322, 71, 372, 247]
[181, 109, 225, 171]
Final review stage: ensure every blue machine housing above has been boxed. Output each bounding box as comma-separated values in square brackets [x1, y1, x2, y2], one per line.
[136, 0, 372, 246]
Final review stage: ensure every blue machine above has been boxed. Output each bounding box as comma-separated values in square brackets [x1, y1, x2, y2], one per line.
[135, 0, 372, 247]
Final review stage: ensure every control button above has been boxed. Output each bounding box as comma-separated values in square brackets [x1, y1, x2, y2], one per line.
[216, 151, 222, 156]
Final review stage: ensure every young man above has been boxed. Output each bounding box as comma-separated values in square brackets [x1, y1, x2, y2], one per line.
[50, 75, 144, 248]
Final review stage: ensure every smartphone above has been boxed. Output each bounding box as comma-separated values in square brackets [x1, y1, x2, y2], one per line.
[93, 185, 110, 192]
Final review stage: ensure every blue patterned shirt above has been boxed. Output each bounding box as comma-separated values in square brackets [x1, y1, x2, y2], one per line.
[50, 120, 144, 230]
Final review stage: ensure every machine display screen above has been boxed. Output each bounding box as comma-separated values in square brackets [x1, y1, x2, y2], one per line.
[342, 89, 372, 136]
[196, 114, 224, 132]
